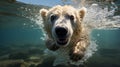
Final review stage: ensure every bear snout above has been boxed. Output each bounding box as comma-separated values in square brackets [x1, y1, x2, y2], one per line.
[55, 27, 68, 38]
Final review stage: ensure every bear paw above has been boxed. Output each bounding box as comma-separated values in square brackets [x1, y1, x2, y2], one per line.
[46, 39, 60, 51]
[69, 49, 84, 61]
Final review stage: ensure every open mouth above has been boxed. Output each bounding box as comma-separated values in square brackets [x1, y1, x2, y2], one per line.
[57, 38, 68, 45]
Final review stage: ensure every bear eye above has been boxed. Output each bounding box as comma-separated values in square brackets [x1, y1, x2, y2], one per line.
[50, 14, 57, 22]
[66, 15, 74, 21]
[69, 15, 74, 21]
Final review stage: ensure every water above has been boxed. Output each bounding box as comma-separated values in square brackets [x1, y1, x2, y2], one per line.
[32, 1, 120, 66]
[0, 0, 120, 67]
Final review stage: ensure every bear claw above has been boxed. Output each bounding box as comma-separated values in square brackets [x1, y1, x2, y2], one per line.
[69, 50, 84, 61]
[46, 39, 60, 51]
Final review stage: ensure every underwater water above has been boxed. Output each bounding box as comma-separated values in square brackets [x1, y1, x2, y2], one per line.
[0, 0, 120, 67]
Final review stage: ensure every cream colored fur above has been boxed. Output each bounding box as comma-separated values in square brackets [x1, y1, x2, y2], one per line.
[40, 5, 89, 61]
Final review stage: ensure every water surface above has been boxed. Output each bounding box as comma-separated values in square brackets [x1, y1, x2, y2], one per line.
[0, 0, 120, 67]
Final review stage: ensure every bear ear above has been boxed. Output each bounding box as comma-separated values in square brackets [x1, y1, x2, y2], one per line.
[79, 7, 87, 20]
[40, 8, 48, 20]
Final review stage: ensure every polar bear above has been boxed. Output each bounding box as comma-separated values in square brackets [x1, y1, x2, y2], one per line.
[40, 5, 89, 61]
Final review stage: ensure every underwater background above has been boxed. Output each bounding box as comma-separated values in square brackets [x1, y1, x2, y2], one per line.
[0, 0, 120, 67]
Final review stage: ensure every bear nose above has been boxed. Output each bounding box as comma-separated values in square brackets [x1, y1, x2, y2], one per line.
[55, 27, 68, 38]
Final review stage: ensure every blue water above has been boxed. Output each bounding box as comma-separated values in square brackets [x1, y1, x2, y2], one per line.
[92, 29, 120, 48]
[0, 0, 120, 67]
[0, 28, 43, 45]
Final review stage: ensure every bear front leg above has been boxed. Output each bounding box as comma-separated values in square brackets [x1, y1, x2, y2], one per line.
[45, 39, 60, 51]
[69, 41, 88, 61]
